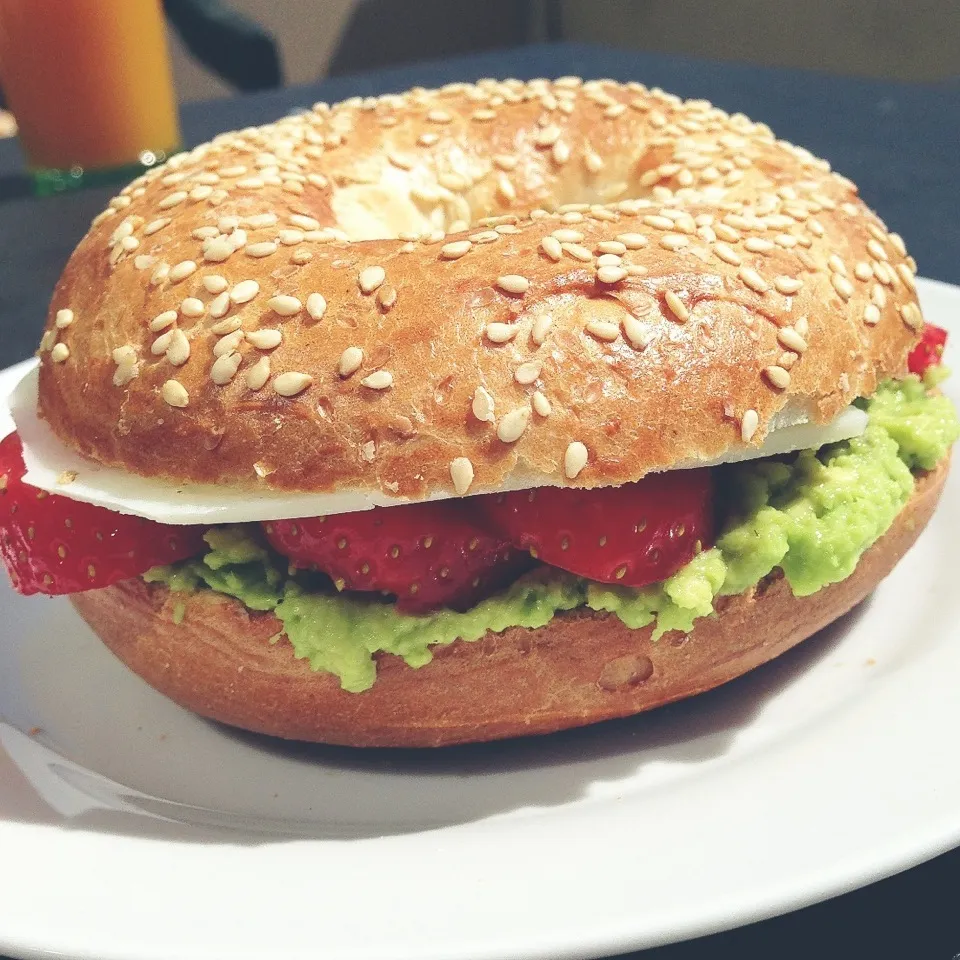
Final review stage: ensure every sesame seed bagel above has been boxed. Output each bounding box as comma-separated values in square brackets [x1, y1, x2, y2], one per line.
[35, 77, 922, 498]
[70, 457, 948, 747]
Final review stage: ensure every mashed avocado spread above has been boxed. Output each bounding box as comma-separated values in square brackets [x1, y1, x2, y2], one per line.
[145, 377, 958, 692]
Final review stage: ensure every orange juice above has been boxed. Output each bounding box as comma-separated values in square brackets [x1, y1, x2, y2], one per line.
[0, 0, 180, 173]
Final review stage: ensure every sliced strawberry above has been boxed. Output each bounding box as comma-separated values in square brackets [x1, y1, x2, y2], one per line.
[264, 502, 530, 613]
[477, 469, 713, 588]
[908, 322, 948, 375]
[0, 432, 205, 596]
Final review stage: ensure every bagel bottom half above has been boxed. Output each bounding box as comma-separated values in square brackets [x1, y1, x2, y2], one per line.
[71, 461, 949, 748]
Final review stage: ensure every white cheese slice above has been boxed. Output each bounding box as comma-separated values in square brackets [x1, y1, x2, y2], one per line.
[8, 363, 867, 526]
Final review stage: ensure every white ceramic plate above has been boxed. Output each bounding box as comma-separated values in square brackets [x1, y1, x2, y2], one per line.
[0, 278, 958, 960]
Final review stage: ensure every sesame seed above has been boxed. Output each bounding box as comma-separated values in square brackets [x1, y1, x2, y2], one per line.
[889, 232, 907, 257]
[374, 285, 396, 312]
[871, 284, 887, 308]
[867, 238, 888, 262]
[763, 365, 791, 390]
[203, 237, 233, 262]
[497, 406, 531, 443]
[245, 212, 278, 229]
[664, 290, 690, 322]
[306, 293, 327, 321]
[485, 322, 518, 344]
[741, 409, 759, 443]
[209, 292, 232, 320]
[795, 316, 809, 337]
[744, 237, 774, 254]
[540, 236, 563, 261]
[524, 315, 551, 348]
[162, 379, 189, 407]
[808, 219, 826, 237]
[290, 214, 321, 231]
[158, 191, 188, 209]
[470, 230, 500, 244]
[622, 314, 653, 349]
[874, 260, 894, 286]
[739, 266, 769, 293]
[121, 236, 140, 252]
[831, 273, 854, 300]
[896, 263, 916, 291]
[273, 372, 313, 397]
[246, 329, 282, 350]
[450, 457, 474, 496]
[774, 234, 799, 248]
[440, 240, 472, 259]
[245, 241, 278, 259]
[535, 125, 561, 147]
[863, 304, 881, 325]
[828, 254, 847, 276]
[237, 178, 264, 190]
[586, 319, 620, 341]
[278, 229, 305, 246]
[597, 240, 627, 255]
[778, 327, 807, 353]
[714, 223, 740, 243]
[245, 355, 271, 390]
[267, 294, 302, 316]
[585, 151, 605, 173]
[214, 330, 245, 357]
[562, 243, 593, 262]
[659, 233, 689, 251]
[899, 302, 923, 331]
[151, 330, 174, 355]
[774, 275, 803, 295]
[714, 243, 742, 266]
[169, 260, 197, 283]
[55, 309, 74, 329]
[50, 343, 70, 363]
[180, 297, 205, 318]
[198, 276, 227, 298]
[553, 229, 584, 243]
[134, 255, 156, 271]
[532, 391, 551, 416]
[596, 253, 622, 267]
[616, 232, 648, 249]
[472, 386, 496, 422]
[596, 265, 627, 284]
[210, 352, 242, 386]
[358, 266, 386, 294]
[644, 214, 674, 230]
[166, 330, 191, 366]
[144, 218, 170, 236]
[291, 249, 313, 265]
[360, 370, 393, 390]
[854, 262, 874, 281]
[515, 361, 542, 384]
[564, 441, 588, 479]
[339, 347, 363, 377]
[230, 279, 260, 304]
[496, 274, 530, 295]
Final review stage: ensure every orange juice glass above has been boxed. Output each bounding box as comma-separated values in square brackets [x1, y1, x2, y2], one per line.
[0, 0, 181, 194]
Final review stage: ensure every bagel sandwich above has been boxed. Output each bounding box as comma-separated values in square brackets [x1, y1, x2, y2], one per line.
[1, 77, 956, 747]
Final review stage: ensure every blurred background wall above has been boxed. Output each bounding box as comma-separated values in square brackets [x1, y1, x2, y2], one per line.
[167, 0, 960, 103]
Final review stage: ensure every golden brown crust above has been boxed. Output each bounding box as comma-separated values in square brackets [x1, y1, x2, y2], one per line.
[38, 79, 921, 499]
[70, 458, 948, 747]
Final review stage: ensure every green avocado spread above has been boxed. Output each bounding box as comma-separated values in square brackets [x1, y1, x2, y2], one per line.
[145, 376, 958, 693]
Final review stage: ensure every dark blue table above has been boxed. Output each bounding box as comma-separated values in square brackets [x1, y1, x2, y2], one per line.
[1, 42, 957, 959]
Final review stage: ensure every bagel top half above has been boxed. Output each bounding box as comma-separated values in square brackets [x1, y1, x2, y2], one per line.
[35, 77, 922, 500]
